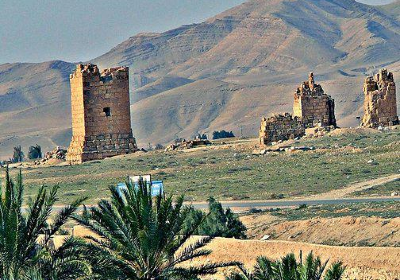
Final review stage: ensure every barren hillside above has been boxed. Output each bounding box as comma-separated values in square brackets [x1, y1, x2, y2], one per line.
[0, 0, 399, 158]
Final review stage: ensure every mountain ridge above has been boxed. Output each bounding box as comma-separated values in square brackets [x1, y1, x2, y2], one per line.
[0, 0, 399, 159]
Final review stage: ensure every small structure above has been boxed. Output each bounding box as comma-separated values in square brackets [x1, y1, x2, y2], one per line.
[259, 113, 305, 145]
[361, 69, 398, 128]
[260, 73, 336, 146]
[66, 64, 137, 164]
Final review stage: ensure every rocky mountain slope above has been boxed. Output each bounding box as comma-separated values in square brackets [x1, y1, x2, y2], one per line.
[0, 0, 399, 158]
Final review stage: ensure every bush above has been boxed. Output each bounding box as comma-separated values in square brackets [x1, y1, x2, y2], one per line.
[28, 144, 42, 159]
[212, 130, 235, 140]
[183, 197, 247, 239]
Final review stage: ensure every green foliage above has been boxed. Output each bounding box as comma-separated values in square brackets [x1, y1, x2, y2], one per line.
[28, 145, 42, 160]
[183, 197, 247, 239]
[12, 145, 24, 162]
[225, 252, 345, 280]
[212, 130, 235, 140]
[0, 167, 87, 280]
[74, 181, 237, 280]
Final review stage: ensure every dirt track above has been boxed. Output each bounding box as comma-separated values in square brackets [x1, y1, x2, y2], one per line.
[203, 238, 400, 280]
[310, 173, 400, 199]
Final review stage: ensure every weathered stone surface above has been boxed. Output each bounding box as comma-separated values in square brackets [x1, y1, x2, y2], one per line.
[260, 73, 336, 146]
[66, 64, 137, 164]
[259, 113, 305, 145]
[293, 72, 336, 128]
[361, 68, 399, 128]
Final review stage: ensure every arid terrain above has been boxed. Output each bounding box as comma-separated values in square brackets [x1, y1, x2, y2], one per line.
[4, 127, 399, 205]
[5, 127, 398, 279]
[202, 238, 400, 279]
[1, 0, 400, 159]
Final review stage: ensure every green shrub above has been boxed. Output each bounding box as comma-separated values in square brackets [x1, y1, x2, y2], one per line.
[28, 144, 42, 159]
[183, 197, 247, 239]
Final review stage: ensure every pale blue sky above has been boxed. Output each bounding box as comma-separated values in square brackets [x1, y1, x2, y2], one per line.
[0, 0, 395, 64]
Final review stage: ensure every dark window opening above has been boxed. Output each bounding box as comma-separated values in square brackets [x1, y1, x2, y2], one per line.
[103, 107, 111, 117]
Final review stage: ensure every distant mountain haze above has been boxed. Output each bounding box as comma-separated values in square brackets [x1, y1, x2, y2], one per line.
[0, 0, 395, 64]
[0, 0, 399, 159]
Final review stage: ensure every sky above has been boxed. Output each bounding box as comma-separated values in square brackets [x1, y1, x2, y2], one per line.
[0, 0, 396, 64]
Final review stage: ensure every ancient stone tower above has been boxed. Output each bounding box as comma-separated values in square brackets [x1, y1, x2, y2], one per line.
[260, 72, 337, 146]
[293, 73, 336, 128]
[361, 69, 398, 128]
[66, 64, 137, 164]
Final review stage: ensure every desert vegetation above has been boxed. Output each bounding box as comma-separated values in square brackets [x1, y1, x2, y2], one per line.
[0, 167, 87, 279]
[28, 145, 42, 160]
[7, 128, 399, 205]
[0, 169, 349, 280]
[183, 197, 247, 239]
[212, 130, 235, 140]
[226, 252, 345, 280]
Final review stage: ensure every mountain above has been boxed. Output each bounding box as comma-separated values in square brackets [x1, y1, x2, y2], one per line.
[379, 0, 400, 20]
[0, 0, 399, 159]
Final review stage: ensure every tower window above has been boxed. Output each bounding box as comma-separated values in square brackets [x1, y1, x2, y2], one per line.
[103, 107, 111, 117]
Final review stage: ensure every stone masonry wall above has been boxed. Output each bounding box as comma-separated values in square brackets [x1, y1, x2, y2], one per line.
[260, 73, 336, 146]
[67, 64, 137, 164]
[293, 73, 336, 128]
[259, 113, 305, 145]
[361, 69, 398, 128]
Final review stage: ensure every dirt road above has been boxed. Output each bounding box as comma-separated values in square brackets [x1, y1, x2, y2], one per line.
[310, 173, 400, 200]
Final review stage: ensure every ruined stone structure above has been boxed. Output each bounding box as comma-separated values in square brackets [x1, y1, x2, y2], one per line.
[293, 73, 336, 128]
[67, 64, 137, 164]
[260, 73, 336, 146]
[259, 113, 305, 145]
[361, 69, 398, 128]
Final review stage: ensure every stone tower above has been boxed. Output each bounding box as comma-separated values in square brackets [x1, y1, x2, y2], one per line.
[361, 69, 398, 128]
[293, 72, 336, 128]
[66, 64, 137, 164]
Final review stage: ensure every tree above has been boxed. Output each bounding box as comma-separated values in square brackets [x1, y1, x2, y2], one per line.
[212, 130, 235, 140]
[0, 167, 88, 279]
[12, 145, 24, 162]
[183, 197, 247, 239]
[74, 181, 237, 280]
[225, 252, 345, 280]
[28, 145, 42, 160]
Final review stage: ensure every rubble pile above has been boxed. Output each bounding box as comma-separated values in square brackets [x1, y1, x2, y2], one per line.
[165, 139, 211, 151]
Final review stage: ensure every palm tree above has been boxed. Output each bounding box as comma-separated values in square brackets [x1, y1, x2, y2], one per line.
[74, 180, 237, 280]
[226, 252, 345, 280]
[33, 236, 92, 280]
[0, 167, 87, 279]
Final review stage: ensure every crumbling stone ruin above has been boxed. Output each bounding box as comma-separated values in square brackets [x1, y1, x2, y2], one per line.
[165, 139, 211, 151]
[293, 73, 336, 127]
[260, 73, 336, 146]
[361, 69, 398, 128]
[45, 146, 67, 160]
[67, 64, 137, 164]
[259, 113, 305, 145]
